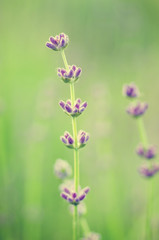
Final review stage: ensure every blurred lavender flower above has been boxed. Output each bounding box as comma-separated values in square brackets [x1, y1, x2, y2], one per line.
[59, 98, 87, 117]
[82, 232, 101, 240]
[46, 33, 69, 51]
[61, 187, 90, 205]
[126, 102, 148, 117]
[136, 144, 157, 159]
[78, 130, 90, 149]
[57, 65, 82, 83]
[60, 131, 74, 149]
[139, 164, 159, 177]
[69, 202, 87, 216]
[123, 83, 140, 98]
[54, 159, 72, 179]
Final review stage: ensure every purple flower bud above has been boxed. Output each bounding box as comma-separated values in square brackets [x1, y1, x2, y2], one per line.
[49, 37, 58, 46]
[123, 83, 140, 98]
[127, 102, 148, 117]
[79, 135, 86, 144]
[81, 102, 87, 108]
[79, 194, 86, 201]
[72, 192, 77, 199]
[61, 193, 68, 200]
[68, 136, 74, 145]
[46, 33, 69, 51]
[57, 65, 82, 83]
[46, 42, 57, 50]
[139, 164, 159, 178]
[60, 136, 67, 144]
[59, 100, 65, 109]
[75, 68, 82, 78]
[83, 187, 90, 194]
[136, 144, 145, 157]
[65, 104, 72, 113]
[136, 144, 157, 159]
[66, 100, 71, 106]
[64, 188, 71, 195]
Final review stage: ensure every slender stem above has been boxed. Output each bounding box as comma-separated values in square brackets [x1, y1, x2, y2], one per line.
[137, 117, 148, 148]
[61, 50, 79, 240]
[136, 117, 154, 239]
[80, 217, 90, 237]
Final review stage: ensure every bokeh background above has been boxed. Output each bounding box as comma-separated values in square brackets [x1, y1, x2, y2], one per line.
[1, 0, 159, 239]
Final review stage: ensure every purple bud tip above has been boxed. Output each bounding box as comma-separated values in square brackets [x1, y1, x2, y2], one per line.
[64, 188, 71, 195]
[68, 136, 74, 145]
[75, 68, 82, 78]
[83, 187, 90, 194]
[59, 100, 65, 109]
[65, 104, 72, 113]
[81, 102, 88, 108]
[72, 193, 77, 199]
[46, 42, 56, 50]
[61, 193, 68, 200]
[60, 136, 67, 144]
[79, 135, 86, 144]
[79, 194, 86, 201]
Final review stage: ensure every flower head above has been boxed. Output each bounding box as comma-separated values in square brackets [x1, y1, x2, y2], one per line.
[136, 144, 157, 159]
[78, 130, 90, 149]
[60, 130, 89, 149]
[123, 83, 140, 98]
[139, 163, 159, 177]
[59, 98, 87, 117]
[46, 33, 69, 51]
[57, 65, 82, 83]
[54, 159, 72, 179]
[82, 232, 101, 240]
[60, 186, 90, 205]
[60, 131, 74, 149]
[126, 102, 148, 117]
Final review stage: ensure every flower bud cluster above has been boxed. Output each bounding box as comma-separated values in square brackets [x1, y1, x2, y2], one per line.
[60, 130, 89, 149]
[59, 98, 87, 117]
[57, 65, 82, 83]
[61, 187, 90, 206]
[46, 33, 69, 51]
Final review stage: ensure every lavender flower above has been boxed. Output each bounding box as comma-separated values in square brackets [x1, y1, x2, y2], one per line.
[82, 232, 101, 240]
[59, 98, 87, 117]
[123, 83, 140, 98]
[126, 102, 148, 117]
[46, 33, 69, 51]
[78, 130, 90, 149]
[57, 65, 82, 83]
[60, 131, 74, 148]
[61, 186, 90, 205]
[54, 159, 72, 179]
[136, 144, 157, 159]
[139, 163, 159, 177]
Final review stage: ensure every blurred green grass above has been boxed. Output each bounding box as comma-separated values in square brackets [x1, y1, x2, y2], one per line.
[1, 0, 159, 239]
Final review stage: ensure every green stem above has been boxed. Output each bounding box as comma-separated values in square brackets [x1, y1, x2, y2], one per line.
[61, 50, 79, 240]
[80, 217, 90, 237]
[137, 117, 148, 148]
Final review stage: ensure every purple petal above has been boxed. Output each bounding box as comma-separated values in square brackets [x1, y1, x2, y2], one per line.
[59, 100, 65, 109]
[75, 68, 82, 78]
[66, 70, 74, 78]
[46, 42, 56, 50]
[72, 193, 77, 199]
[72, 65, 76, 71]
[60, 136, 67, 144]
[79, 194, 86, 201]
[83, 187, 90, 194]
[59, 38, 66, 48]
[79, 135, 85, 144]
[64, 188, 71, 195]
[68, 136, 74, 145]
[49, 37, 58, 46]
[65, 104, 72, 113]
[81, 102, 87, 108]
[61, 193, 68, 200]
[66, 100, 71, 106]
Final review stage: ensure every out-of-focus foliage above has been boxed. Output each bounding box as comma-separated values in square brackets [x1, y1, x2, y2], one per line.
[1, 0, 159, 239]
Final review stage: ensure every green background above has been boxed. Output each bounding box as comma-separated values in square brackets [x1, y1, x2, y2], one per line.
[1, 0, 159, 239]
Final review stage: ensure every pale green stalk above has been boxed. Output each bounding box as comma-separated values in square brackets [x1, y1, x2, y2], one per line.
[61, 50, 79, 240]
[80, 217, 90, 237]
[136, 117, 153, 240]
